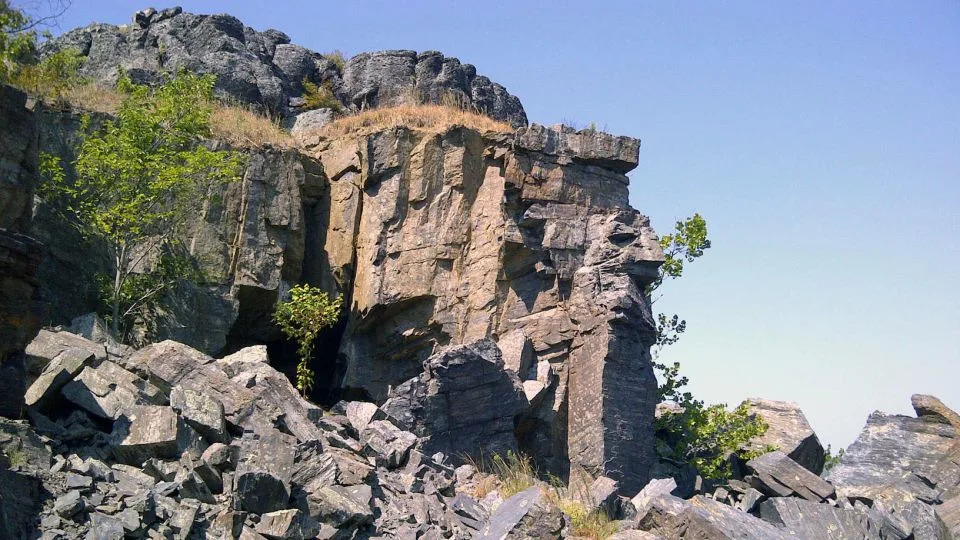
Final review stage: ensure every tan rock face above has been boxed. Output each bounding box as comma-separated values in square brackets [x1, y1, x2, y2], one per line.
[301, 124, 663, 492]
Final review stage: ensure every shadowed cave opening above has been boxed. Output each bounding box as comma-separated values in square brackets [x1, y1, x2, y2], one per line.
[222, 285, 349, 407]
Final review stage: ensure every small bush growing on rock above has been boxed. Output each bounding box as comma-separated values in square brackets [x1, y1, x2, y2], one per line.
[9, 47, 85, 106]
[555, 498, 618, 540]
[323, 50, 346, 71]
[302, 77, 343, 112]
[273, 284, 343, 397]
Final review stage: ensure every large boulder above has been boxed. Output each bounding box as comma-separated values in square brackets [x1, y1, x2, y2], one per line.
[759, 497, 912, 540]
[741, 398, 825, 474]
[638, 493, 788, 539]
[380, 339, 527, 462]
[746, 451, 834, 502]
[476, 486, 565, 539]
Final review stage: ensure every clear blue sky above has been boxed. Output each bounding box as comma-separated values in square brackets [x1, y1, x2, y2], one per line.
[38, 1, 960, 450]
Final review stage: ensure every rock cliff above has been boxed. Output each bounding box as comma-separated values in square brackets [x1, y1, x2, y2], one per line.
[44, 7, 528, 126]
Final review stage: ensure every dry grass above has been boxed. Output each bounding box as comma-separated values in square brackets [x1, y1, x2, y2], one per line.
[28, 82, 292, 148]
[555, 498, 620, 540]
[315, 103, 515, 140]
[464, 451, 539, 499]
[210, 102, 292, 148]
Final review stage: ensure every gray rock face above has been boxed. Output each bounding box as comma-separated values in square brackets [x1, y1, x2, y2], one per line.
[477, 486, 565, 539]
[44, 11, 527, 125]
[746, 451, 835, 502]
[826, 411, 958, 503]
[0, 85, 37, 232]
[638, 494, 788, 540]
[759, 497, 912, 540]
[381, 339, 527, 462]
[341, 50, 527, 127]
[741, 398, 825, 474]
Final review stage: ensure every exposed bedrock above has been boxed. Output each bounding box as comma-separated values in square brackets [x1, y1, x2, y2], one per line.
[26, 88, 663, 489]
[43, 8, 528, 126]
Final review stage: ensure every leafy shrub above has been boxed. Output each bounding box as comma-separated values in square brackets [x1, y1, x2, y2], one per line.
[39, 70, 245, 340]
[656, 400, 773, 480]
[823, 445, 844, 472]
[10, 47, 85, 106]
[302, 77, 342, 112]
[273, 284, 343, 397]
[323, 50, 346, 71]
[0, 0, 36, 81]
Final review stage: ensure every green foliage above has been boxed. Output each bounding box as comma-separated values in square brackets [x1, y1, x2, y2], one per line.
[650, 213, 711, 294]
[4, 448, 28, 467]
[556, 498, 618, 540]
[823, 445, 844, 472]
[0, 0, 36, 81]
[323, 50, 346, 71]
[273, 284, 343, 397]
[301, 77, 342, 112]
[9, 47, 85, 105]
[657, 401, 772, 480]
[40, 70, 245, 339]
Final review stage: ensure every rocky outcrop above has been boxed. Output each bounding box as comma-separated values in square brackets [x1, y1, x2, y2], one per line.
[43, 8, 527, 125]
[741, 398, 825, 474]
[341, 50, 527, 127]
[0, 85, 46, 419]
[0, 85, 38, 232]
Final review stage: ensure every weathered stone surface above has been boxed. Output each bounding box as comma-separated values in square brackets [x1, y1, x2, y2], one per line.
[217, 346, 323, 442]
[381, 339, 527, 462]
[126, 341, 282, 432]
[746, 451, 835, 502]
[0, 85, 37, 232]
[25, 328, 107, 375]
[759, 497, 911, 540]
[112, 405, 198, 465]
[235, 430, 297, 514]
[742, 398, 825, 474]
[498, 329, 534, 377]
[61, 360, 165, 420]
[477, 486, 565, 539]
[53, 489, 84, 517]
[0, 231, 45, 417]
[45, 12, 527, 125]
[631, 478, 678, 519]
[170, 385, 229, 443]
[359, 420, 417, 469]
[25, 346, 94, 410]
[825, 411, 958, 503]
[302, 485, 374, 527]
[912, 394, 960, 427]
[256, 509, 321, 539]
[936, 493, 960, 539]
[341, 49, 527, 126]
[639, 494, 788, 539]
[514, 124, 640, 173]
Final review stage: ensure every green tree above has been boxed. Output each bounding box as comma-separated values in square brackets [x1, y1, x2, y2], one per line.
[273, 285, 343, 397]
[1, 0, 71, 82]
[10, 47, 85, 105]
[648, 213, 772, 479]
[40, 70, 245, 338]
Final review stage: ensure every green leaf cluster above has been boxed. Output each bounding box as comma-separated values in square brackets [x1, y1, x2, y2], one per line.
[823, 445, 844, 473]
[650, 213, 711, 293]
[657, 401, 772, 480]
[273, 285, 343, 397]
[301, 77, 342, 112]
[9, 47, 85, 105]
[0, 0, 36, 81]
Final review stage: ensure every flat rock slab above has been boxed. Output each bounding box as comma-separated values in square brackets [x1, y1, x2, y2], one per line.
[476, 486, 564, 539]
[112, 405, 198, 465]
[62, 360, 164, 419]
[747, 451, 835, 502]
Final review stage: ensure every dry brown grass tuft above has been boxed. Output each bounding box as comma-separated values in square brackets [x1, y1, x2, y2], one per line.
[315, 103, 514, 140]
[43, 82, 123, 114]
[210, 103, 292, 148]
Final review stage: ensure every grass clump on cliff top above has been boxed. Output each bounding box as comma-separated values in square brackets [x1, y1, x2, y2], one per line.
[315, 102, 514, 139]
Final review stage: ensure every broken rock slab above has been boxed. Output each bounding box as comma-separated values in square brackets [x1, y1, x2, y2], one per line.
[170, 385, 229, 443]
[746, 451, 835, 502]
[62, 360, 165, 420]
[381, 339, 527, 462]
[759, 497, 912, 540]
[112, 405, 201, 465]
[638, 494, 789, 540]
[24, 346, 94, 410]
[25, 328, 107, 375]
[476, 485, 565, 539]
[741, 398, 825, 474]
[912, 394, 960, 428]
